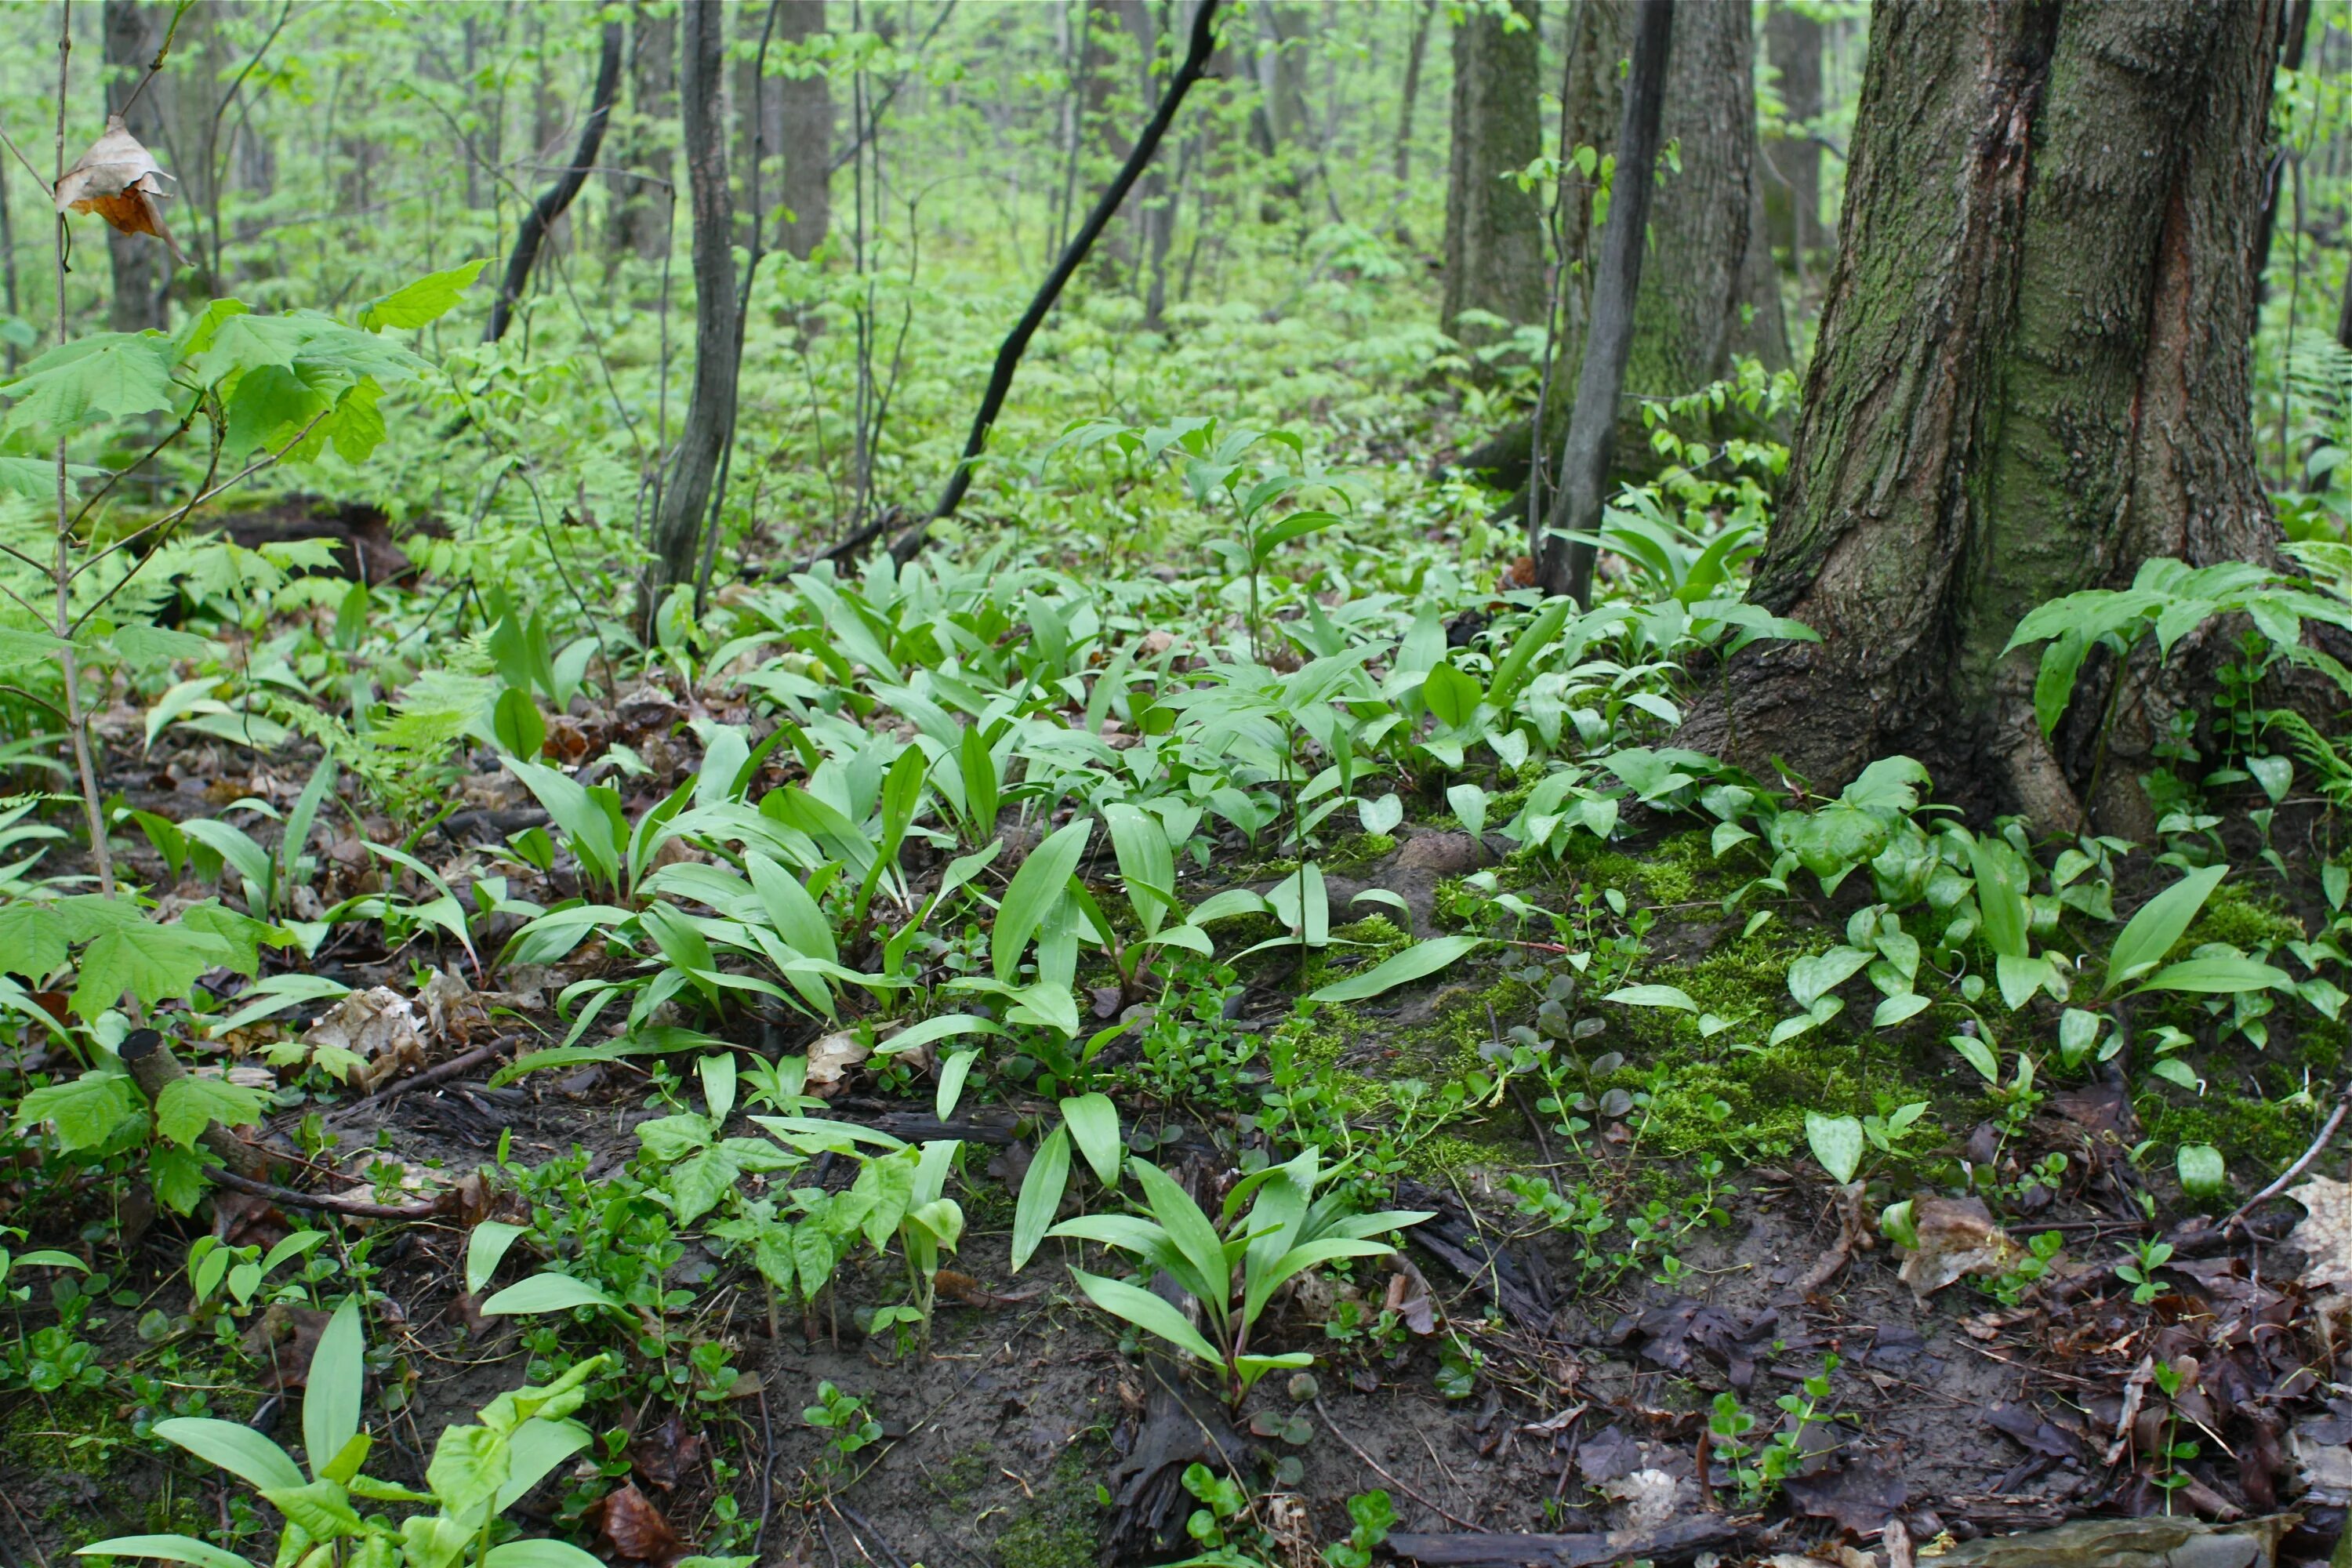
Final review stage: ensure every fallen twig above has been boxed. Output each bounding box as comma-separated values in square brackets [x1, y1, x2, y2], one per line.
[1381, 1515, 1753, 1566]
[1313, 1395, 1485, 1532]
[2221, 1086, 2350, 1233]
[1784, 1180, 1867, 1301]
[205, 1166, 457, 1221]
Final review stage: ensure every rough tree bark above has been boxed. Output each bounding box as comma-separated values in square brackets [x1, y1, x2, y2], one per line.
[1679, 0, 2285, 835]
[103, 0, 172, 332]
[607, 0, 677, 264]
[777, 0, 831, 260]
[1762, 2, 1823, 282]
[1458, 0, 1786, 492]
[644, 0, 740, 625]
[487, 20, 624, 344]
[1439, 0, 1544, 347]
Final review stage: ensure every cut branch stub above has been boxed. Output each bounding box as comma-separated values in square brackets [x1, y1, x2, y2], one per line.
[55, 114, 187, 264]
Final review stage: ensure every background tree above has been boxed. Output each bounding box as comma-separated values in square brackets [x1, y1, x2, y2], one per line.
[645, 0, 739, 620]
[607, 0, 677, 264]
[1762, 2, 1824, 287]
[1439, 0, 1543, 347]
[1682, 0, 2285, 834]
[1461, 0, 1786, 497]
[777, 0, 830, 260]
[101, 0, 173, 333]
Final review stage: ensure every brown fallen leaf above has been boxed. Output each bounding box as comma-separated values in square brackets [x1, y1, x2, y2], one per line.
[934, 1269, 1046, 1308]
[1895, 1196, 2024, 1301]
[302, 986, 426, 1090]
[419, 968, 490, 1045]
[593, 1481, 687, 1567]
[2287, 1174, 2352, 1290]
[54, 114, 187, 263]
[804, 1028, 870, 1098]
[628, 1412, 705, 1491]
[239, 1303, 329, 1392]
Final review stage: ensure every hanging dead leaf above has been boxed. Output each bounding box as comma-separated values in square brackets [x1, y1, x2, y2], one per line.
[1895, 1196, 2024, 1301]
[2288, 1174, 2352, 1290]
[54, 114, 186, 263]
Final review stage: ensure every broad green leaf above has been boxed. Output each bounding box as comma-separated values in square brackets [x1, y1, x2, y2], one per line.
[303, 1298, 365, 1479]
[74, 1537, 254, 1568]
[2176, 1144, 2227, 1196]
[154, 1417, 305, 1491]
[1011, 1126, 1072, 1273]
[154, 1075, 267, 1149]
[2102, 864, 2227, 996]
[3, 332, 176, 434]
[1603, 983, 1697, 1011]
[15, 1069, 140, 1152]
[1068, 1268, 1225, 1367]
[993, 819, 1093, 985]
[465, 1221, 529, 1295]
[1421, 660, 1482, 729]
[258, 1479, 365, 1541]
[935, 1048, 979, 1120]
[1787, 946, 1871, 1011]
[1966, 837, 2033, 960]
[1308, 934, 1483, 1003]
[71, 919, 245, 1018]
[479, 1273, 616, 1316]
[2133, 956, 2292, 995]
[1805, 1112, 1864, 1185]
[361, 259, 488, 332]
[1060, 1092, 1122, 1185]
[483, 1543, 608, 1568]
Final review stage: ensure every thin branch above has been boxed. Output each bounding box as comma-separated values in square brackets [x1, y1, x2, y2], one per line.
[824, 1, 959, 178]
[112, 0, 196, 121]
[2222, 1087, 2350, 1232]
[0, 122, 49, 198]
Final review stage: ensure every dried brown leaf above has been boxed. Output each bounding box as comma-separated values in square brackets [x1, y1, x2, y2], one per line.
[2287, 1174, 2352, 1290]
[1895, 1196, 2024, 1301]
[593, 1481, 686, 1566]
[54, 114, 185, 263]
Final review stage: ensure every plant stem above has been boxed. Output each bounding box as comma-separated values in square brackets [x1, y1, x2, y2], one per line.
[50, 2, 111, 898]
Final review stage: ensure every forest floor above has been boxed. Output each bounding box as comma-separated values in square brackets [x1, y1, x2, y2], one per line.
[7, 692, 2350, 1568]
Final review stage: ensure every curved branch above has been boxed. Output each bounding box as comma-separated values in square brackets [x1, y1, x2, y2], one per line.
[887, 0, 1224, 567]
[486, 20, 626, 343]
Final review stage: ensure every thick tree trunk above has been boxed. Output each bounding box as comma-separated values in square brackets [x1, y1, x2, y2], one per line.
[777, 0, 831, 260]
[1681, 0, 2283, 834]
[1762, 3, 1823, 281]
[644, 0, 741, 625]
[607, 0, 677, 264]
[1457, 0, 1786, 488]
[1440, 0, 1544, 347]
[103, 0, 171, 333]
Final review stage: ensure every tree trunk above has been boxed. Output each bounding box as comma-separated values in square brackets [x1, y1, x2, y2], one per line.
[644, 0, 741, 625]
[1762, 2, 1822, 282]
[608, 0, 677, 265]
[777, 0, 831, 260]
[1440, 0, 1544, 347]
[1457, 0, 1786, 489]
[1393, 0, 1434, 209]
[488, 20, 625, 343]
[1537, 0, 1672, 604]
[1680, 0, 2284, 835]
[2251, 0, 2310, 300]
[103, 0, 171, 333]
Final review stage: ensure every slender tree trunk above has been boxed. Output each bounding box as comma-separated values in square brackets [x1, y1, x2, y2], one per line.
[1439, 0, 1544, 347]
[1392, 0, 1433, 220]
[608, 0, 677, 264]
[488, 21, 624, 343]
[0, 109, 17, 373]
[1681, 0, 2284, 835]
[644, 0, 741, 624]
[103, 0, 169, 332]
[2252, 0, 2310, 300]
[1460, 0, 1786, 492]
[1762, 2, 1822, 282]
[1535, 0, 1671, 603]
[778, 0, 832, 260]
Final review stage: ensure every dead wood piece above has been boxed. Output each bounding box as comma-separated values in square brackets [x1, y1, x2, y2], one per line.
[1383, 1515, 1753, 1567]
[206, 1166, 459, 1221]
[1395, 1177, 1550, 1329]
[1783, 1181, 1866, 1302]
[121, 1028, 264, 1178]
